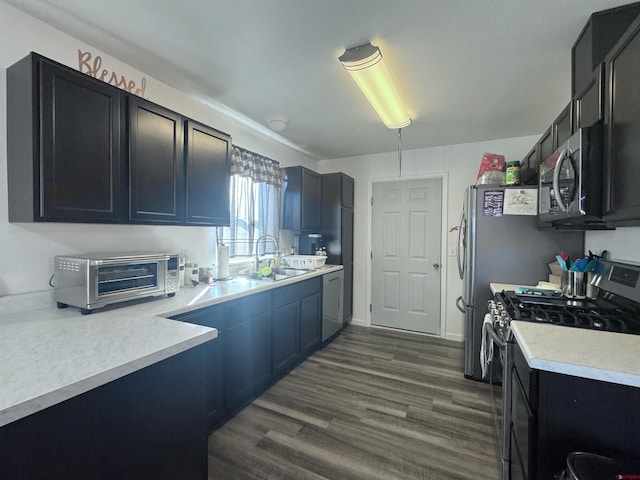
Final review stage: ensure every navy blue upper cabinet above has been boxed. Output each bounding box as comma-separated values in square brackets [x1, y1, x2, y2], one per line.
[7, 52, 231, 226]
[282, 166, 322, 231]
[604, 14, 640, 225]
[574, 63, 604, 130]
[7, 53, 126, 223]
[321, 173, 354, 323]
[185, 120, 231, 226]
[129, 97, 185, 224]
[571, 2, 640, 97]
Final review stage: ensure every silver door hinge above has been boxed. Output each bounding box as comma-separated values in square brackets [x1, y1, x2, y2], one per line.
[369, 303, 372, 312]
[370, 197, 373, 206]
[370, 251, 373, 259]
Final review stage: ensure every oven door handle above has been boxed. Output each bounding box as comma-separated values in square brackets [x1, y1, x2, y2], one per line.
[486, 321, 506, 349]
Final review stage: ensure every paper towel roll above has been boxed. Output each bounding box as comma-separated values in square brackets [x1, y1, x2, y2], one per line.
[216, 244, 229, 279]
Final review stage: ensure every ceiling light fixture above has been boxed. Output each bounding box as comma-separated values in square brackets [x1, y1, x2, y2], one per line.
[338, 42, 411, 129]
[267, 116, 289, 132]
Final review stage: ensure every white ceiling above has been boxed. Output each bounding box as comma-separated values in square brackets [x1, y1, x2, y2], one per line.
[5, 0, 633, 160]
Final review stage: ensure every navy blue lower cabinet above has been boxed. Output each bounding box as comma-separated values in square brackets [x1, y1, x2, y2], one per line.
[224, 309, 271, 408]
[272, 300, 301, 376]
[300, 290, 322, 354]
[174, 276, 323, 431]
[0, 345, 208, 480]
[171, 306, 226, 427]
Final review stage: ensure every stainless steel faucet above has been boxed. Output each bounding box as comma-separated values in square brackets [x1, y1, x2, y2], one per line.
[254, 235, 279, 272]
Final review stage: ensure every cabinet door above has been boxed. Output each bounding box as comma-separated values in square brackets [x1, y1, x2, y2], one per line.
[575, 64, 604, 130]
[282, 166, 322, 231]
[343, 264, 353, 323]
[271, 301, 300, 376]
[299, 291, 321, 354]
[571, 3, 640, 96]
[185, 121, 231, 226]
[342, 206, 354, 323]
[520, 146, 539, 186]
[40, 59, 125, 222]
[572, 20, 594, 97]
[129, 97, 185, 223]
[224, 311, 271, 407]
[301, 168, 322, 230]
[342, 207, 354, 265]
[537, 126, 554, 165]
[342, 175, 355, 208]
[553, 103, 573, 148]
[170, 308, 225, 426]
[605, 17, 640, 223]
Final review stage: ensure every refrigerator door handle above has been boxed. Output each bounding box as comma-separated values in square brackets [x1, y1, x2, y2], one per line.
[456, 295, 467, 313]
[456, 209, 465, 280]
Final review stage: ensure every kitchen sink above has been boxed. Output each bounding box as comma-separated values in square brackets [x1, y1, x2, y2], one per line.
[273, 268, 309, 280]
[230, 268, 310, 283]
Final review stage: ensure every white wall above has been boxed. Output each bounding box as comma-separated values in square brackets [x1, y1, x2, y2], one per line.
[317, 136, 540, 340]
[585, 227, 640, 264]
[0, 3, 316, 295]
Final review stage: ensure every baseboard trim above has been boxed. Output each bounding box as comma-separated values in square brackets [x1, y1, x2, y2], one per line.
[445, 333, 464, 342]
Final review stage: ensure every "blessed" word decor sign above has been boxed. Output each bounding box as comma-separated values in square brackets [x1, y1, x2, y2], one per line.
[77, 49, 147, 97]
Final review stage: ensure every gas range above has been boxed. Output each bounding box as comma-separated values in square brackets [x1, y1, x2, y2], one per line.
[487, 259, 640, 480]
[492, 260, 640, 335]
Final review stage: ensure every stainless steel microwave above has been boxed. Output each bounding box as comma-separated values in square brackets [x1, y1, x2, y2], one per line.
[538, 124, 605, 226]
[54, 252, 179, 314]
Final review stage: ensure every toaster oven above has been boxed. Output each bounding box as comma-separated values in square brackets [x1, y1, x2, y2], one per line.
[54, 252, 179, 314]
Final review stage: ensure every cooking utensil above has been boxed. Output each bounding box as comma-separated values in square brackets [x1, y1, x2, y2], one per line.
[574, 258, 589, 272]
[585, 259, 597, 272]
[556, 255, 568, 271]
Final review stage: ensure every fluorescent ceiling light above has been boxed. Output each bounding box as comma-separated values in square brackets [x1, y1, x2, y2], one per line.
[339, 42, 411, 129]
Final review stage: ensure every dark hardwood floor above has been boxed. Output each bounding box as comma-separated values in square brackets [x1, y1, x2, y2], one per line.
[208, 325, 501, 480]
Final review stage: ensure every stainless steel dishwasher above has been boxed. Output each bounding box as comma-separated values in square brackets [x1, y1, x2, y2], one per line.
[322, 269, 344, 341]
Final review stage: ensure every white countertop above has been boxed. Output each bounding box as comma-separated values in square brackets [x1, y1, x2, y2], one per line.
[490, 282, 640, 388]
[0, 265, 342, 428]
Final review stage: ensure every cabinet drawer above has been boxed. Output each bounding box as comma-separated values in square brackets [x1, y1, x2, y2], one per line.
[272, 277, 321, 307]
[171, 306, 223, 329]
[217, 292, 270, 322]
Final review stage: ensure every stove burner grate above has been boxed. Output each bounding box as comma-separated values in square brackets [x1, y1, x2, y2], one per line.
[496, 290, 640, 335]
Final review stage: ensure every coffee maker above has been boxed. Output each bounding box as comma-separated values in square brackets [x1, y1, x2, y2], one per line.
[298, 233, 323, 255]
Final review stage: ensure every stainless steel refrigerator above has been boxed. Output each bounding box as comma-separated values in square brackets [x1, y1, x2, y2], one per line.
[456, 185, 584, 381]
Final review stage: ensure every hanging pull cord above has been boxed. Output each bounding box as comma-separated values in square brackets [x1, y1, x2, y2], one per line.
[397, 128, 403, 177]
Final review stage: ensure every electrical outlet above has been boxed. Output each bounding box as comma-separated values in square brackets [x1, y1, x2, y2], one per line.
[449, 247, 456, 257]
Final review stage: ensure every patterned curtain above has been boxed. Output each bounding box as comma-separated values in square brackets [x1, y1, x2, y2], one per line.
[230, 146, 283, 187]
[219, 146, 282, 257]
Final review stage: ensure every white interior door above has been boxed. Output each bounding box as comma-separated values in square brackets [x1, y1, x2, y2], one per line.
[371, 178, 442, 334]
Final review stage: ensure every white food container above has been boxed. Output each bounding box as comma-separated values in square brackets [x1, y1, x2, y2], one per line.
[283, 255, 327, 270]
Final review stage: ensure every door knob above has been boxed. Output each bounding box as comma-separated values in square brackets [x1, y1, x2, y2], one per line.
[433, 263, 440, 269]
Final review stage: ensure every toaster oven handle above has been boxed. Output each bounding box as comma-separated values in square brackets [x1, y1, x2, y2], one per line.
[552, 149, 568, 212]
[93, 254, 170, 265]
